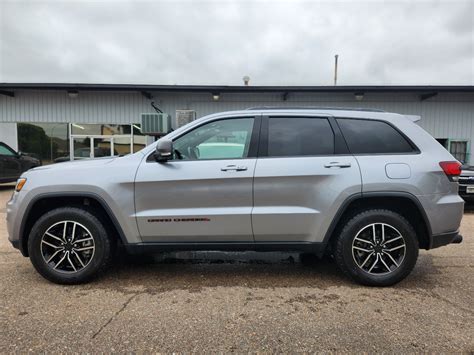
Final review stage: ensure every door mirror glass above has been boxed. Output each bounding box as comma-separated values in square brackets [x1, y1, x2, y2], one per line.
[155, 138, 173, 162]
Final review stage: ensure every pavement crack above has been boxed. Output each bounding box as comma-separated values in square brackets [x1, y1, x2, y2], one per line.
[92, 293, 138, 339]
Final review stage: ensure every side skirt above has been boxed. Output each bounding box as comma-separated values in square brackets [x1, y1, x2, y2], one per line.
[123, 242, 325, 255]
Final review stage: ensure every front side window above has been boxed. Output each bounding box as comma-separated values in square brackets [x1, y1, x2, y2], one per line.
[267, 117, 334, 157]
[0, 143, 16, 156]
[337, 118, 415, 154]
[173, 118, 254, 160]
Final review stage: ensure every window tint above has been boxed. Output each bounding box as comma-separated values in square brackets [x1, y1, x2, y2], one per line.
[0, 144, 16, 156]
[337, 118, 415, 154]
[267, 117, 334, 157]
[173, 118, 254, 160]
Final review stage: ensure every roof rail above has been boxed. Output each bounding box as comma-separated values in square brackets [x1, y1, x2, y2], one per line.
[245, 106, 386, 112]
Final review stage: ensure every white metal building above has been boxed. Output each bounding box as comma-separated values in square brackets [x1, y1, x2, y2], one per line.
[0, 84, 473, 164]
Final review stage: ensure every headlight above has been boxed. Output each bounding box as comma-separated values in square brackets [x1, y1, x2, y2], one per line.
[15, 178, 27, 192]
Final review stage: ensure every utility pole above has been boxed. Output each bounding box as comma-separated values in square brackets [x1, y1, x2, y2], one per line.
[334, 54, 339, 86]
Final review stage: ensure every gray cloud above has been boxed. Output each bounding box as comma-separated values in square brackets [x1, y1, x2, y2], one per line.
[0, 0, 472, 85]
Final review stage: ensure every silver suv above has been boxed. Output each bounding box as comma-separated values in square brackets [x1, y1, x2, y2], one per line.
[6, 108, 464, 286]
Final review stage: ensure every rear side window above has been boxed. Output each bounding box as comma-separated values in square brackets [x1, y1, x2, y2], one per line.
[337, 118, 415, 154]
[267, 117, 334, 157]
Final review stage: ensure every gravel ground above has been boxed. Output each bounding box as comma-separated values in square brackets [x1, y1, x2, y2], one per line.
[0, 185, 473, 352]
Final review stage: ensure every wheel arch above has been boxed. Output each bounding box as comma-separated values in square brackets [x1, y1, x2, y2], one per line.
[322, 192, 433, 255]
[19, 192, 128, 257]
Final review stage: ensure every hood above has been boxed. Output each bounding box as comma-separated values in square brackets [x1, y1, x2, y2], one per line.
[29, 156, 116, 173]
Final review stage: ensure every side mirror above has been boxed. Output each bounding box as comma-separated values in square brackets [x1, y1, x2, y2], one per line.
[154, 139, 173, 162]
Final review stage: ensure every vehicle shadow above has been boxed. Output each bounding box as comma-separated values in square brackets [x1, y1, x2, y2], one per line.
[88, 251, 344, 293]
[81, 251, 438, 294]
[463, 201, 474, 213]
[0, 184, 15, 191]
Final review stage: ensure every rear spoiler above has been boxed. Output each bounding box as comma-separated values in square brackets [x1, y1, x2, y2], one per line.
[405, 115, 421, 122]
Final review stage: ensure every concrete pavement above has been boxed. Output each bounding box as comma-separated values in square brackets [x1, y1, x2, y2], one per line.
[0, 185, 472, 352]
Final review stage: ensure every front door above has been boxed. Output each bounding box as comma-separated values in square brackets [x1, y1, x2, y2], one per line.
[252, 115, 361, 243]
[0, 143, 22, 181]
[134, 116, 260, 243]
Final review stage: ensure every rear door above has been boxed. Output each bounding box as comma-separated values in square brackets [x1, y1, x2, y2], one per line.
[252, 114, 361, 243]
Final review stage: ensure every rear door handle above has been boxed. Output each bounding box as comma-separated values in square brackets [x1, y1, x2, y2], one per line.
[221, 165, 248, 172]
[324, 162, 352, 168]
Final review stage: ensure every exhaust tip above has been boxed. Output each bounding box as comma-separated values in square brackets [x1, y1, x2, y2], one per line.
[452, 234, 463, 244]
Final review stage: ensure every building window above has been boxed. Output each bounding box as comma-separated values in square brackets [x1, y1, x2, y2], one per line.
[17, 123, 69, 164]
[449, 140, 469, 164]
[436, 138, 470, 164]
[132, 124, 146, 153]
[16, 123, 148, 163]
[70, 123, 147, 160]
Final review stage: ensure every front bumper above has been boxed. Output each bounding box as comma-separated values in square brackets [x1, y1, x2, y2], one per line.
[431, 231, 463, 249]
[6, 190, 26, 255]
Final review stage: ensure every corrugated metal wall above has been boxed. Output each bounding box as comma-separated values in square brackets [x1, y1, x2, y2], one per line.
[1, 90, 473, 161]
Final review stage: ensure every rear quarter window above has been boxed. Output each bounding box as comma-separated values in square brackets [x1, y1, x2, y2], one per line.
[337, 118, 416, 154]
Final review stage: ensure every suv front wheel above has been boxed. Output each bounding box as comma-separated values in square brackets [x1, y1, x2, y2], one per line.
[334, 209, 419, 286]
[28, 207, 113, 284]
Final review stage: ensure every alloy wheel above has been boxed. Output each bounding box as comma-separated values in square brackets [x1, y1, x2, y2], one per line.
[40, 220, 95, 273]
[351, 223, 406, 275]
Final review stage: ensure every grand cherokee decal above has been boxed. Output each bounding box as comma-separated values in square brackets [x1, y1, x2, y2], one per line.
[147, 218, 211, 223]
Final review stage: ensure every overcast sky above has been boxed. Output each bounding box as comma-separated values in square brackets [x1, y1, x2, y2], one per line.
[0, 0, 472, 85]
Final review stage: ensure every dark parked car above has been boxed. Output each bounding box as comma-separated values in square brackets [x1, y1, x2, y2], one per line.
[0, 142, 41, 183]
[458, 165, 474, 202]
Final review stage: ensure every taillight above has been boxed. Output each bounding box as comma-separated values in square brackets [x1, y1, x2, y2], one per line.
[439, 161, 462, 181]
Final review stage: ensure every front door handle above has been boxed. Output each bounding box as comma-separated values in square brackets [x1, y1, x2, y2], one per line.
[221, 165, 248, 172]
[324, 162, 352, 168]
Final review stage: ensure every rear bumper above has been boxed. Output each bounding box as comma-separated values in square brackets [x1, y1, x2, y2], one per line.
[430, 231, 463, 249]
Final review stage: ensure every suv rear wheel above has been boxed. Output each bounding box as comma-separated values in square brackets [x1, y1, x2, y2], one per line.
[334, 209, 419, 286]
[28, 207, 113, 284]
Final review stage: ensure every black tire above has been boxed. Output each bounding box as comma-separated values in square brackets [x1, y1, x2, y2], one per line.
[28, 207, 113, 284]
[334, 209, 419, 287]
